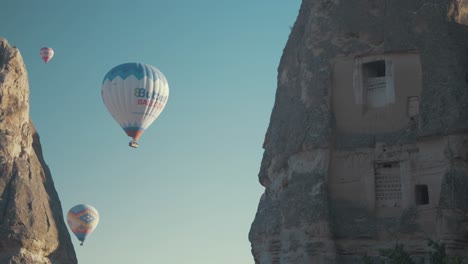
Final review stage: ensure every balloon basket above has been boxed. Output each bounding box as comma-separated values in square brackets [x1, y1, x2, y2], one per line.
[129, 141, 139, 148]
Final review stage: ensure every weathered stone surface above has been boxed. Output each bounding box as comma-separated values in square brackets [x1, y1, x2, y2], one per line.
[0, 38, 77, 263]
[250, 1, 468, 263]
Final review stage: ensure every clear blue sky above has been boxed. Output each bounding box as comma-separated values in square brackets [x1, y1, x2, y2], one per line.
[1, 1, 300, 263]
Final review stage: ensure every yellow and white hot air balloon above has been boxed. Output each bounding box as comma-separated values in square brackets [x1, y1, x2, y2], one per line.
[67, 204, 99, 246]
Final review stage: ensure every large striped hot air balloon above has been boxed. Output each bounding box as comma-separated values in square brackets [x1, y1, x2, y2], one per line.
[39, 47, 54, 63]
[101, 63, 169, 148]
[67, 204, 100, 246]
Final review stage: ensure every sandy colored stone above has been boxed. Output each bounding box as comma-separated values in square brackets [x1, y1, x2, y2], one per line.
[0, 38, 76, 263]
[250, 1, 468, 263]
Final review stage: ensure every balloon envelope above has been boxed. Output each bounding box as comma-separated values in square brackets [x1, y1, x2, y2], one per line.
[39, 47, 54, 63]
[101, 63, 169, 144]
[67, 204, 99, 245]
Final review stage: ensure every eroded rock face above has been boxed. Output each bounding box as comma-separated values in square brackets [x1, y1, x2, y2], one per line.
[250, 1, 468, 263]
[0, 38, 77, 263]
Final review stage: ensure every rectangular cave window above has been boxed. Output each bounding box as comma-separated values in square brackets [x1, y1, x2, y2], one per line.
[363, 60, 392, 108]
[415, 184, 429, 205]
[382, 163, 393, 168]
[364, 60, 386, 78]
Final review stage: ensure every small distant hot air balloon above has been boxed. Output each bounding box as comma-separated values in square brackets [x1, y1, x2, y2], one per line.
[67, 204, 99, 246]
[39, 47, 54, 63]
[101, 63, 169, 148]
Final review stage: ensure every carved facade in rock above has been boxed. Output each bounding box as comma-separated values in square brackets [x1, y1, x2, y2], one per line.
[249, 1, 468, 263]
[0, 38, 77, 263]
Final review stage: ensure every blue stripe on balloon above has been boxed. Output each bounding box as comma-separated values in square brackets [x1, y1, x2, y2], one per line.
[74, 232, 87, 241]
[102, 63, 160, 83]
[69, 204, 94, 213]
[123, 127, 145, 131]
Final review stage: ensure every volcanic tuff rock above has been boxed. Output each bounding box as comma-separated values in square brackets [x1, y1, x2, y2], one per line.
[0, 38, 77, 263]
[249, 0, 468, 263]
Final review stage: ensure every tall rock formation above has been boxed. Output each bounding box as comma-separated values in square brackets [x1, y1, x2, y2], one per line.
[249, 1, 468, 263]
[0, 38, 77, 263]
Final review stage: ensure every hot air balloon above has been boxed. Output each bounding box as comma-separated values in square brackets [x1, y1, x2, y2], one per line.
[39, 47, 54, 63]
[67, 204, 99, 246]
[101, 63, 169, 148]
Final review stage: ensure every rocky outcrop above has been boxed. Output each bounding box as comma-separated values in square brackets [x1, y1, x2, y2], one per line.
[0, 38, 77, 263]
[249, 1, 468, 263]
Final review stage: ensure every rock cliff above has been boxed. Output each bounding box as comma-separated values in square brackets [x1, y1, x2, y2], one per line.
[250, 1, 468, 263]
[0, 38, 77, 263]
